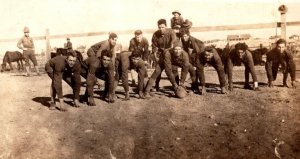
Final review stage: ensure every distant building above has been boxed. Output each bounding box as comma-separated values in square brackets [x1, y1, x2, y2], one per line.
[269, 35, 281, 40]
[289, 35, 299, 40]
[227, 34, 251, 41]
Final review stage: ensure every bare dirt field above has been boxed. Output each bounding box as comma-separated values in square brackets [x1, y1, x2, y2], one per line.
[0, 64, 300, 159]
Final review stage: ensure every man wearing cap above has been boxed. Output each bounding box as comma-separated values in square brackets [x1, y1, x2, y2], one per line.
[17, 26, 40, 76]
[45, 52, 81, 111]
[80, 50, 115, 106]
[225, 42, 260, 91]
[196, 46, 227, 95]
[265, 39, 296, 88]
[171, 10, 185, 29]
[144, 40, 196, 98]
[152, 19, 177, 91]
[115, 50, 148, 100]
[65, 37, 73, 53]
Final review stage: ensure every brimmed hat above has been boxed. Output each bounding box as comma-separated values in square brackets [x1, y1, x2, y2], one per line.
[172, 10, 181, 15]
[182, 19, 193, 29]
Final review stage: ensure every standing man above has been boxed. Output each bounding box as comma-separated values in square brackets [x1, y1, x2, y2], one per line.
[144, 41, 196, 98]
[65, 37, 73, 53]
[225, 43, 260, 91]
[196, 46, 227, 95]
[265, 39, 296, 88]
[152, 19, 177, 91]
[115, 50, 148, 100]
[17, 26, 40, 76]
[45, 52, 81, 111]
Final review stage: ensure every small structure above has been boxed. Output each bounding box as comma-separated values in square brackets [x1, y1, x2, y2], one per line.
[289, 35, 299, 40]
[227, 34, 251, 41]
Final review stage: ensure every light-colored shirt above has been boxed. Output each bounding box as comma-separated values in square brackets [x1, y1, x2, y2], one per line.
[17, 36, 35, 49]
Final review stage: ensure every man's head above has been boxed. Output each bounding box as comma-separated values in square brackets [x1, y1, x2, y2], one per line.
[101, 51, 113, 67]
[134, 30, 143, 43]
[108, 32, 118, 46]
[24, 27, 30, 37]
[172, 10, 181, 19]
[235, 43, 248, 59]
[131, 51, 142, 65]
[173, 40, 183, 57]
[67, 37, 70, 41]
[181, 29, 190, 42]
[276, 39, 287, 53]
[66, 53, 77, 67]
[157, 19, 167, 35]
[204, 46, 214, 61]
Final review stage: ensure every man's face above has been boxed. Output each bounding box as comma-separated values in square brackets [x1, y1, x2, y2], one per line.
[204, 51, 214, 61]
[66, 56, 77, 67]
[173, 13, 180, 19]
[131, 57, 140, 65]
[102, 56, 112, 67]
[135, 34, 142, 43]
[182, 34, 189, 42]
[276, 43, 286, 53]
[24, 32, 29, 37]
[109, 37, 117, 46]
[158, 24, 166, 34]
[238, 50, 245, 59]
[174, 46, 182, 57]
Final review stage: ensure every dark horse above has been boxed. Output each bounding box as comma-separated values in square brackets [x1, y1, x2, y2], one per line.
[1, 51, 24, 72]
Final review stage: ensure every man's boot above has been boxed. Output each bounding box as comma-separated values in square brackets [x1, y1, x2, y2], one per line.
[88, 97, 96, 106]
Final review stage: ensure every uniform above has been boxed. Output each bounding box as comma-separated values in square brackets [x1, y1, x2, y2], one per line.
[265, 49, 296, 84]
[45, 56, 81, 100]
[17, 36, 37, 66]
[181, 36, 205, 66]
[196, 48, 226, 88]
[129, 37, 149, 61]
[115, 51, 148, 94]
[87, 40, 115, 58]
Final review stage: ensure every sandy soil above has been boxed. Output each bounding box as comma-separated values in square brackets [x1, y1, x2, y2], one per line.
[0, 65, 300, 159]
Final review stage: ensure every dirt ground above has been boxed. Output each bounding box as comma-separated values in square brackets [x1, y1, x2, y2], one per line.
[0, 64, 300, 159]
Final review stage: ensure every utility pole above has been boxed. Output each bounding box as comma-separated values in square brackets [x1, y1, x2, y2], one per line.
[278, 5, 288, 40]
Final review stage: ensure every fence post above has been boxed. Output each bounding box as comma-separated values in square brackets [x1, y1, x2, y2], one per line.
[45, 28, 50, 61]
[278, 5, 288, 40]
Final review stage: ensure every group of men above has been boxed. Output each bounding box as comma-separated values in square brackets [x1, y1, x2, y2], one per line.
[17, 11, 296, 111]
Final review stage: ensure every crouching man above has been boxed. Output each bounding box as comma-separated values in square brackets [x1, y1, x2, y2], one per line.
[81, 51, 115, 106]
[144, 40, 196, 98]
[196, 46, 227, 94]
[45, 52, 81, 111]
[115, 50, 148, 100]
[225, 43, 260, 91]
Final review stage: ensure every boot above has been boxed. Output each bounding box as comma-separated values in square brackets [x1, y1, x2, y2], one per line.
[88, 97, 96, 106]
[124, 91, 130, 100]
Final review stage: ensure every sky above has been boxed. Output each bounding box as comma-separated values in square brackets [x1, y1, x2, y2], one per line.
[0, 0, 299, 54]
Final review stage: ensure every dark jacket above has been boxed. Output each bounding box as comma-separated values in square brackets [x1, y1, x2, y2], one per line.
[45, 56, 81, 99]
[87, 40, 115, 58]
[164, 49, 190, 86]
[152, 28, 177, 55]
[171, 16, 185, 29]
[196, 48, 226, 87]
[129, 37, 149, 61]
[182, 36, 205, 66]
[265, 48, 296, 81]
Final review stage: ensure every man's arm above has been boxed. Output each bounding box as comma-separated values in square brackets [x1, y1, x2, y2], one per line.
[265, 51, 274, 82]
[17, 38, 23, 50]
[142, 38, 150, 61]
[137, 60, 147, 92]
[129, 39, 135, 52]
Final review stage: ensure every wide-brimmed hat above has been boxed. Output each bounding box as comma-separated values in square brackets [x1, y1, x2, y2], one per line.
[172, 10, 181, 15]
[182, 19, 193, 29]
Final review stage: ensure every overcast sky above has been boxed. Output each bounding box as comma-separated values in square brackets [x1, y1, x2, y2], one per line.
[0, 0, 299, 54]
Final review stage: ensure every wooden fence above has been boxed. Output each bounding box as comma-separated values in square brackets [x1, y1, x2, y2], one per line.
[1, 21, 300, 60]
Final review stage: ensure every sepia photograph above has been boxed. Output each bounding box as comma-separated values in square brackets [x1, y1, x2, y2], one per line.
[0, 0, 299, 158]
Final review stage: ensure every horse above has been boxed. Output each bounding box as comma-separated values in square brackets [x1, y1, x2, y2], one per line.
[1, 51, 24, 72]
